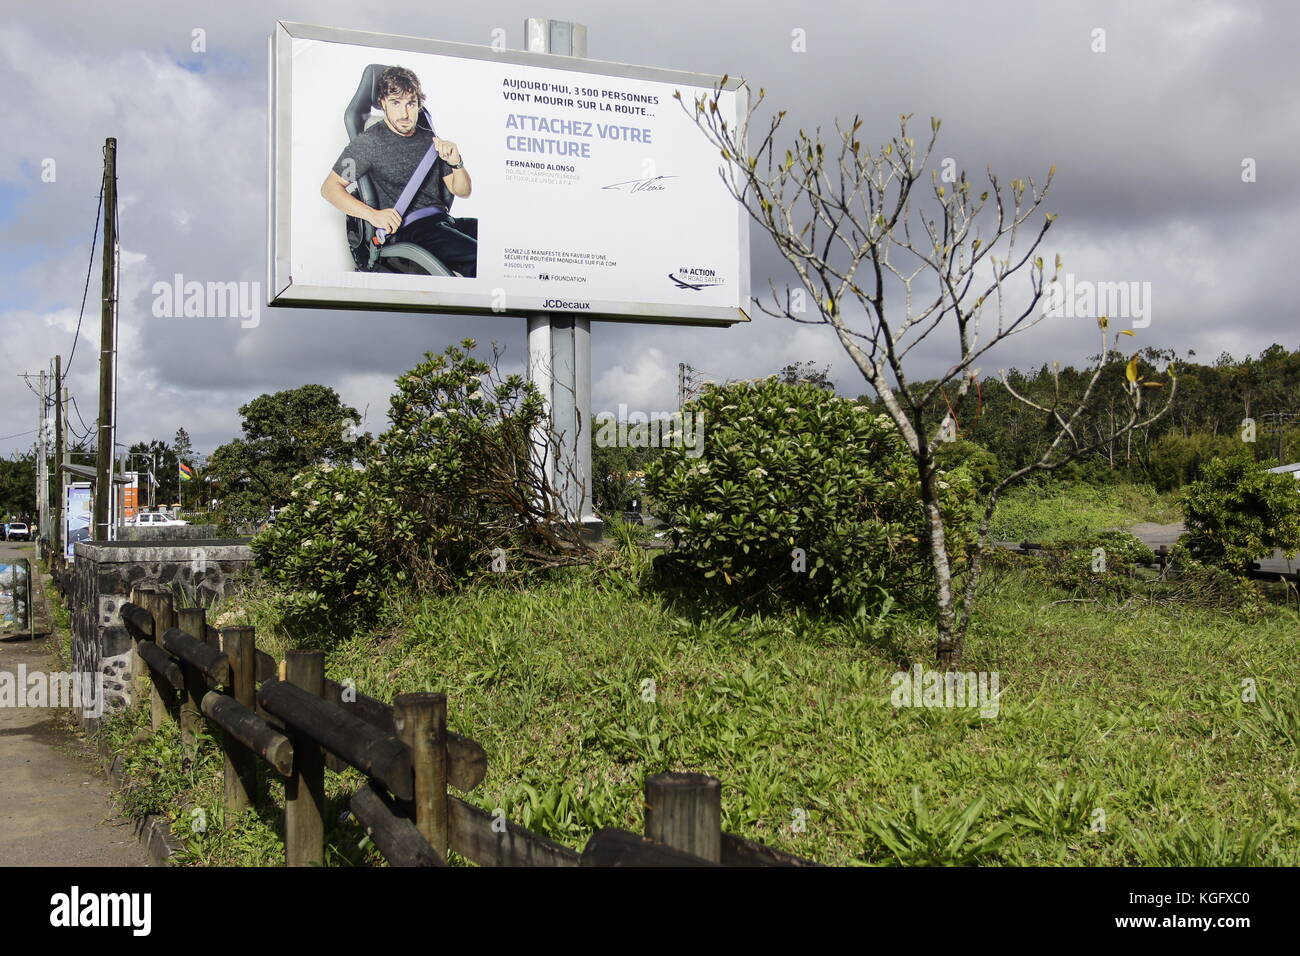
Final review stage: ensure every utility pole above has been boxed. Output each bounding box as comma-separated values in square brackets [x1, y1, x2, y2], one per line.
[53, 355, 63, 561]
[37, 367, 48, 543]
[94, 137, 118, 542]
[59, 384, 69, 560]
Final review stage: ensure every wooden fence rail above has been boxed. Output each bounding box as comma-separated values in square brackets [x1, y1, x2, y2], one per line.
[110, 586, 819, 868]
[999, 540, 1300, 583]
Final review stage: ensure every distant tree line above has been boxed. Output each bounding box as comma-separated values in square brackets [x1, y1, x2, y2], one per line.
[861, 343, 1300, 489]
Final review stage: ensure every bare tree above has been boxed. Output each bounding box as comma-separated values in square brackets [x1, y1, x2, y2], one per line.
[680, 84, 1176, 665]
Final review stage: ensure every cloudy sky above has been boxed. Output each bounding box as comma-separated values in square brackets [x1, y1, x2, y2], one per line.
[1, 0, 1296, 459]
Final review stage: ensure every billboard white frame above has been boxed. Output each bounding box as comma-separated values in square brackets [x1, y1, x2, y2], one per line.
[267, 20, 751, 327]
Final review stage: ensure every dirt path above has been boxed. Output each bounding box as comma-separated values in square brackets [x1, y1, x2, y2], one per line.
[0, 542, 150, 867]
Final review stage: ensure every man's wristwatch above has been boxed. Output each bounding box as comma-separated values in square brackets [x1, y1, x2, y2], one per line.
[448, 159, 464, 169]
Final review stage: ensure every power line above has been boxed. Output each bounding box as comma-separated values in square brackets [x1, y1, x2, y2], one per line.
[17, 372, 48, 402]
[68, 394, 93, 442]
[0, 428, 37, 442]
[65, 181, 106, 378]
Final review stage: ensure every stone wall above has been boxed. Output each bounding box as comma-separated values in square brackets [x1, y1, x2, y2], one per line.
[71, 539, 254, 725]
[117, 524, 219, 541]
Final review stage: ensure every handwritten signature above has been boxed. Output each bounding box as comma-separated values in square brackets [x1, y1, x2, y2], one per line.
[601, 175, 677, 193]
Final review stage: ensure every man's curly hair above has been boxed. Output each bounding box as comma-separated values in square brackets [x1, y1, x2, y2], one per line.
[375, 65, 424, 108]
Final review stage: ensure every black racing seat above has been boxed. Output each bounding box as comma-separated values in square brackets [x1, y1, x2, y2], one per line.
[343, 64, 454, 277]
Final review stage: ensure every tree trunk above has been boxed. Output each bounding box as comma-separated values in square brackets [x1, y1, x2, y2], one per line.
[920, 467, 960, 667]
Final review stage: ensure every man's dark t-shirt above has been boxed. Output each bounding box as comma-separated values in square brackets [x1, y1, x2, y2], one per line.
[332, 121, 454, 215]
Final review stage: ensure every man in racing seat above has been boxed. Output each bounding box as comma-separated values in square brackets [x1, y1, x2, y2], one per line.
[320, 65, 478, 277]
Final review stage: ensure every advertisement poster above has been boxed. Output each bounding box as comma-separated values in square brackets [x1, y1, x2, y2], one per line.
[269, 22, 749, 325]
[0, 561, 27, 632]
[65, 483, 91, 559]
[123, 474, 140, 521]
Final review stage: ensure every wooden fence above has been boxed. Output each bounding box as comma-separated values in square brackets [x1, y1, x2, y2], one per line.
[107, 586, 819, 867]
[1000, 541, 1172, 572]
[1000, 540, 1299, 584]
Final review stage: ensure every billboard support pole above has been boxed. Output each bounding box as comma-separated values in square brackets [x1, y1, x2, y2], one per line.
[525, 18, 598, 535]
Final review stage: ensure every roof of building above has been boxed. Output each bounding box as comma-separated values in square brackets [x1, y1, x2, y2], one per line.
[58, 463, 133, 484]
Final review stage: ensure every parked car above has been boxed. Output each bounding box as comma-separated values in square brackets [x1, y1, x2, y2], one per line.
[4, 522, 30, 541]
[126, 512, 188, 527]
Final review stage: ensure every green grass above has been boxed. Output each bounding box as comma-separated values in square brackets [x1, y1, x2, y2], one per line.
[990, 479, 1182, 543]
[82, 485, 1299, 867]
[44, 580, 73, 666]
[120, 549, 1298, 867]
[98, 698, 382, 867]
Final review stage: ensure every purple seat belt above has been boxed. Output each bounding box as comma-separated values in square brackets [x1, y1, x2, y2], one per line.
[399, 204, 447, 229]
[375, 109, 446, 243]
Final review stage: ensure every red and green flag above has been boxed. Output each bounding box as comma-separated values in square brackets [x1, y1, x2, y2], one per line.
[179, 462, 195, 482]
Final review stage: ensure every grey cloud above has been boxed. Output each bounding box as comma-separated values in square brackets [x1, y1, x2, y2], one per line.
[1, 0, 1296, 456]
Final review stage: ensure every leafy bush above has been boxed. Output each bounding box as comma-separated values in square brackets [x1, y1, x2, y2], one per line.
[1147, 431, 1242, 492]
[252, 340, 580, 631]
[644, 377, 977, 613]
[1160, 543, 1267, 616]
[248, 463, 413, 630]
[590, 442, 659, 516]
[1048, 530, 1155, 598]
[1053, 455, 1124, 486]
[934, 439, 1000, 494]
[1180, 451, 1300, 570]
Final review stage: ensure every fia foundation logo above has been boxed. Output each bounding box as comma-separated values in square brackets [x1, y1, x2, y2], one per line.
[668, 265, 724, 290]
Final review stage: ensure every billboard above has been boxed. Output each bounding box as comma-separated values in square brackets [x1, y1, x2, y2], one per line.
[65, 483, 91, 559]
[123, 473, 140, 520]
[268, 21, 750, 326]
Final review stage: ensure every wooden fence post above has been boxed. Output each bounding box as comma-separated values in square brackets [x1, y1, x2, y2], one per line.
[644, 772, 722, 863]
[221, 626, 258, 822]
[176, 607, 207, 757]
[284, 649, 325, 867]
[141, 588, 175, 730]
[394, 692, 448, 860]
